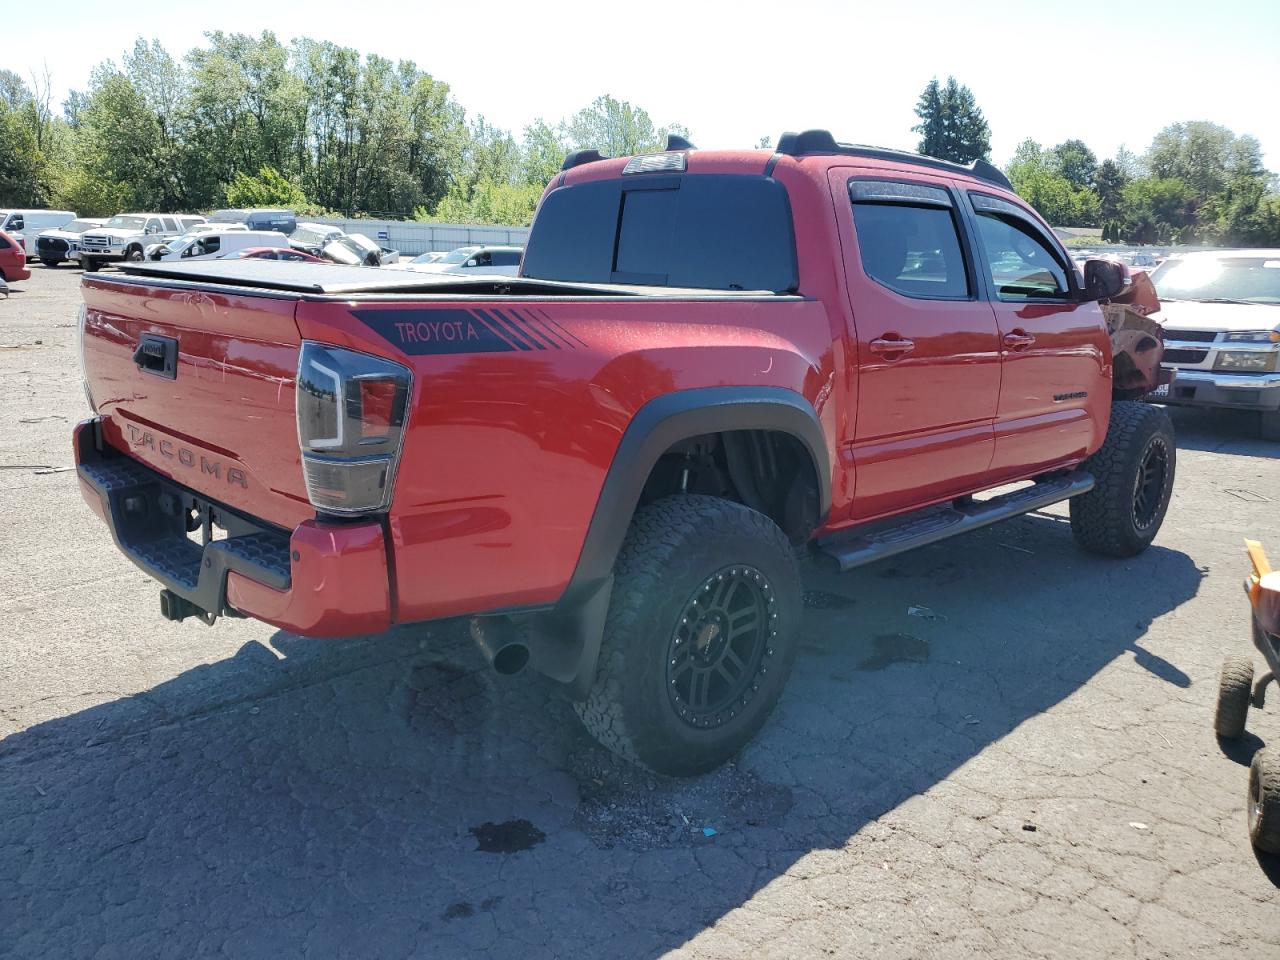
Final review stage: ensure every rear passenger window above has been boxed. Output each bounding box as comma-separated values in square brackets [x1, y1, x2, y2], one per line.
[849, 180, 969, 299]
[493, 250, 521, 267]
[522, 175, 798, 293]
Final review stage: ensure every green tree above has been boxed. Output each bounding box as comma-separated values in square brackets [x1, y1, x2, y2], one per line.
[912, 76, 991, 164]
[0, 104, 42, 204]
[565, 94, 689, 157]
[0, 70, 27, 110]
[225, 165, 308, 207]
[520, 119, 568, 187]
[1119, 177, 1197, 244]
[424, 179, 542, 226]
[1095, 159, 1128, 222]
[1005, 139, 1098, 226]
[1095, 158, 1128, 243]
[1048, 139, 1097, 190]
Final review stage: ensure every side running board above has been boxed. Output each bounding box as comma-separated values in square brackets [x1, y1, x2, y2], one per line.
[818, 470, 1095, 571]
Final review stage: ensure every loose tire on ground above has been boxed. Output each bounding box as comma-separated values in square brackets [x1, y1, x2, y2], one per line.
[575, 494, 802, 777]
[1214, 656, 1254, 739]
[1248, 749, 1280, 854]
[1070, 401, 1175, 557]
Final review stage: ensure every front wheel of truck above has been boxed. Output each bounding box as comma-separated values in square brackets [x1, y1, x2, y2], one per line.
[1070, 401, 1176, 558]
[575, 495, 802, 777]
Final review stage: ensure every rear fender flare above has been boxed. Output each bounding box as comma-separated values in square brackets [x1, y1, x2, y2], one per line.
[559, 386, 830, 609]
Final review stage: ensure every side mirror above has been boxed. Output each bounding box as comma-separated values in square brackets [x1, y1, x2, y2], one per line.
[1083, 258, 1127, 302]
[465, 259, 477, 267]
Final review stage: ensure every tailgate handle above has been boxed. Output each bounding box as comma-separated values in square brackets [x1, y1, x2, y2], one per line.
[133, 334, 178, 380]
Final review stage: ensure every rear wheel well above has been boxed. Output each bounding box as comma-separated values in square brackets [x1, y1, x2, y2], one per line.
[637, 430, 822, 542]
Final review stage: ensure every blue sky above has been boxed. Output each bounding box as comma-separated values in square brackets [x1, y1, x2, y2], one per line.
[7, 0, 1279, 168]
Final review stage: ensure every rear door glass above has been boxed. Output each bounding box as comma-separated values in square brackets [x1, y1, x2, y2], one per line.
[522, 174, 797, 292]
[849, 181, 970, 299]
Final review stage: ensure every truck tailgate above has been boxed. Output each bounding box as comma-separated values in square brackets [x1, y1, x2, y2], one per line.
[81, 277, 312, 530]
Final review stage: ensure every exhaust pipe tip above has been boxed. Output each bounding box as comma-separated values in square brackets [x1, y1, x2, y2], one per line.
[469, 617, 530, 675]
[492, 642, 530, 676]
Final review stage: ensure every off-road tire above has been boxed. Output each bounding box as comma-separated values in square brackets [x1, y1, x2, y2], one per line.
[1261, 410, 1280, 443]
[575, 495, 802, 777]
[82, 258, 100, 273]
[40, 258, 59, 268]
[1214, 656, 1254, 739]
[1070, 401, 1175, 557]
[1248, 749, 1280, 854]
[125, 247, 144, 263]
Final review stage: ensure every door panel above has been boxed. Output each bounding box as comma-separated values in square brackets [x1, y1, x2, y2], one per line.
[965, 196, 1110, 476]
[832, 169, 1001, 521]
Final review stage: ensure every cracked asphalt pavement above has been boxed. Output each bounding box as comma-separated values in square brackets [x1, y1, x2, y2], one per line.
[2, 266, 1278, 958]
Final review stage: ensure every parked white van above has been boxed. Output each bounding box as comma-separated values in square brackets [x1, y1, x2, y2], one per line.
[0, 210, 76, 258]
[149, 230, 291, 262]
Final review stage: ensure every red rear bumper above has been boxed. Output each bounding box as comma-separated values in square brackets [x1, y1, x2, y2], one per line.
[74, 418, 393, 637]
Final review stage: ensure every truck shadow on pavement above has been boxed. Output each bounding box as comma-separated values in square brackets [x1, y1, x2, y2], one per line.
[1166, 405, 1278, 458]
[2, 518, 1206, 958]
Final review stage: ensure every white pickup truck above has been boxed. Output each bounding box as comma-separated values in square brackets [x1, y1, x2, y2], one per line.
[1150, 249, 1280, 439]
[76, 213, 206, 272]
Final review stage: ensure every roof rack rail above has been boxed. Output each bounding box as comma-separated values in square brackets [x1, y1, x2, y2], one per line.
[774, 129, 1013, 191]
[561, 148, 607, 172]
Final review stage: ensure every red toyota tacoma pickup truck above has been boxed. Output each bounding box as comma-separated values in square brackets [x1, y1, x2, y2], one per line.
[73, 130, 1173, 775]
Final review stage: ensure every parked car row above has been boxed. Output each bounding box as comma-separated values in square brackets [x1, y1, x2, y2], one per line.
[1, 205, 523, 281]
[384, 244, 522, 276]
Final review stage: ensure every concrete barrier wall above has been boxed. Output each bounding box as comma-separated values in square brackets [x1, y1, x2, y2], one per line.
[307, 220, 531, 257]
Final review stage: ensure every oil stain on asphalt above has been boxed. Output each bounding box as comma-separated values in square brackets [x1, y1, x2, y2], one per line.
[468, 819, 547, 853]
[857, 633, 930, 671]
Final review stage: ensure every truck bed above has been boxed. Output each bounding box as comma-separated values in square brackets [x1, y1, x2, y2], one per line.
[117, 261, 782, 300]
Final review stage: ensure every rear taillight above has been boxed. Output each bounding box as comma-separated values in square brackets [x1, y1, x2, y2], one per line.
[75, 303, 98, 413]
[296, 342, 412, 516]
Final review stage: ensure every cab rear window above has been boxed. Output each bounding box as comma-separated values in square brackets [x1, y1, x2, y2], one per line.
[522, 174, 797, 293]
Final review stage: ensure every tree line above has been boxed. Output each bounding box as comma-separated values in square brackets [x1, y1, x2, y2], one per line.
[2, 43, 1278, 244]
[0, 33, 687, 225]
[913, 76, 1280, 246]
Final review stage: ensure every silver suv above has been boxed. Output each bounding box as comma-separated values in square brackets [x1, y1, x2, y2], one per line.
[77, 213, 206, 272]
[1150, 249, 1280, 439]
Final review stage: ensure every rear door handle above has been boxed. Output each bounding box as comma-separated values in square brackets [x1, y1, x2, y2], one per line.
[869, 336, 915, 359]
[1003, 330, 1036, 351]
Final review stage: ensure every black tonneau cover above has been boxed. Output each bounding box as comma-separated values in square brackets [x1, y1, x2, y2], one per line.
[114, 260, 781, 299]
